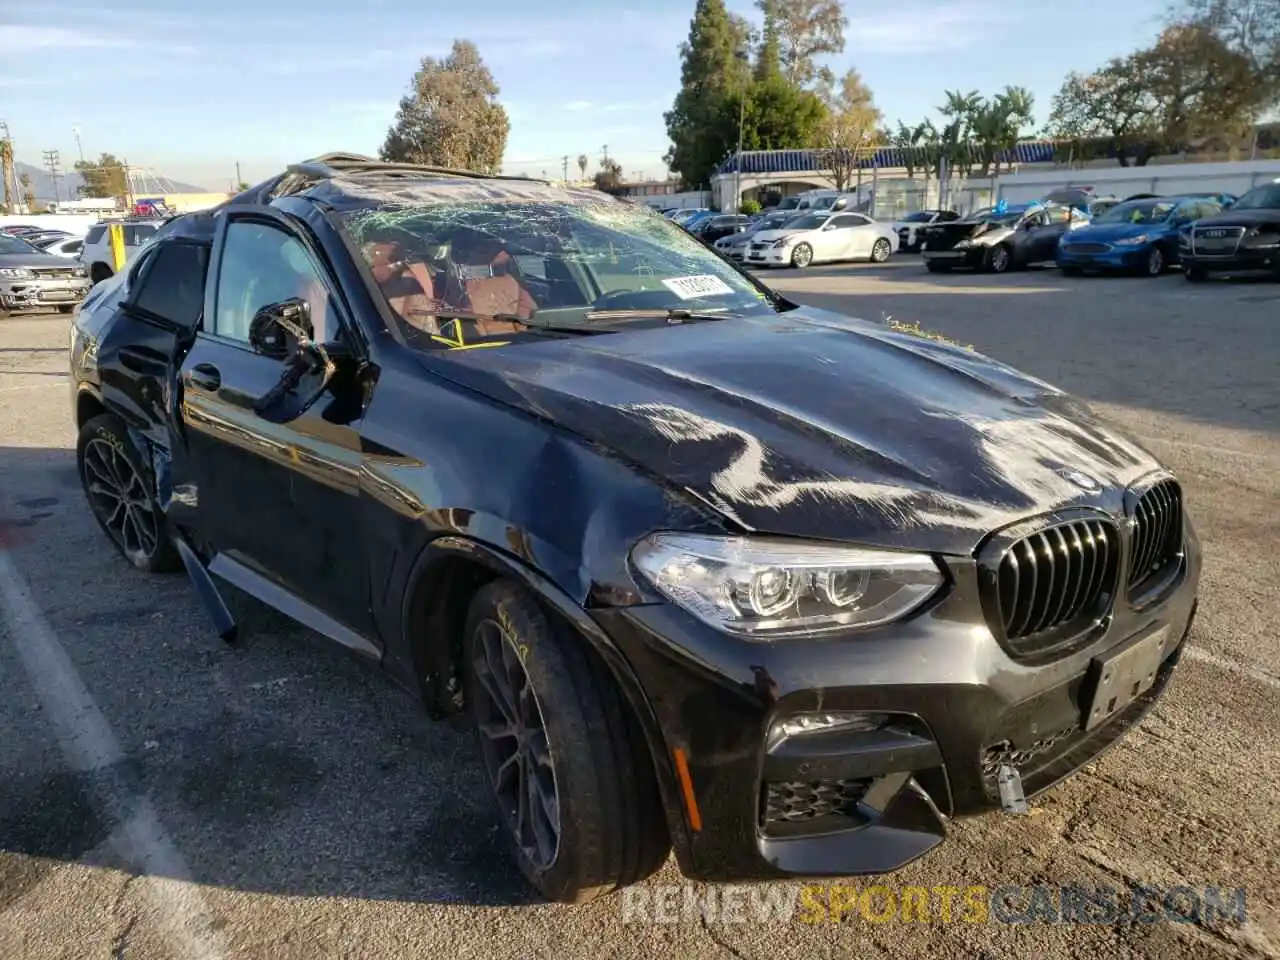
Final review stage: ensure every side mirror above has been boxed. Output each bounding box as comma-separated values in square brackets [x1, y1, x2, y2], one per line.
[248, 298, 313, 359]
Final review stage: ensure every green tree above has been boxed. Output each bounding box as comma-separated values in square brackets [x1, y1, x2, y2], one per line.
[724, 73, 828, 151]
[1168, 0, 1280, 116]
[812, 68, 882, 191]
[593, 158, 625, 193]
[757, 0, 848, 88]
[19, 172, 34, 212]
[577, 153, 588, 180]
[75, 153, 128, 199]
[664, 0, 752, 188]
[1045, 58, 1160, 166]
[967, 87, 1035, 175]
[890, 120, 927, 178]
[380, 39, 510, 173]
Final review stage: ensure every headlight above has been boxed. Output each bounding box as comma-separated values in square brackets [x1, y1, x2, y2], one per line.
[1245, 227, 1279, 248]
[0, 267, 35, 279]
[771, 236, 794, 248]
[72, 265, 87, 277]
[630, 533, 944, 638]
[1178, 230, 1191, 247]
[1113, 234, 1150, 246]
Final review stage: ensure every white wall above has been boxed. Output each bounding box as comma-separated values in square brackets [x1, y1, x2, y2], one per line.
[995, 160, 1280, 204]
[0, 214, 96, 237]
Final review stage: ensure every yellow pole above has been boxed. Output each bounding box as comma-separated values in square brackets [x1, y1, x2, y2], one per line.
[108, 223, 126, 272]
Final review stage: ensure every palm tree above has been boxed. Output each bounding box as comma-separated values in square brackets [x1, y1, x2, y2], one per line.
[577, 154, 588, 182]
[938, 89, 982, 176]
[19, 172, 34, 212]
[0, 139, 13, 213]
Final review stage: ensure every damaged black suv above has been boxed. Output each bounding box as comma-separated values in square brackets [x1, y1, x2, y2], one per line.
[70, 154, 1200, 903]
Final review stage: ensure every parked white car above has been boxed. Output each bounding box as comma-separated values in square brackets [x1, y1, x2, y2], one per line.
[33, 235, 84, 258]
[79, 217, 167, 284]
[743, 211, 899, 268]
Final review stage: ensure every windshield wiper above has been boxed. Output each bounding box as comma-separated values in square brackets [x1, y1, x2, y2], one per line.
[583, 307, 738, 322]
[425, 311, 605, 339]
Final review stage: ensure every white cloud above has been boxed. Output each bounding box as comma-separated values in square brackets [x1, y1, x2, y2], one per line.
[0, 25, 133, 53]
[563, 100, 595, 112]
[845, 2, 1019, 54]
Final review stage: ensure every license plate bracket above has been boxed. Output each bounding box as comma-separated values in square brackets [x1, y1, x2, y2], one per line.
[1083, 625, 1169, 731]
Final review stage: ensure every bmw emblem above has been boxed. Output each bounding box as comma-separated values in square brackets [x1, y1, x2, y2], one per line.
[1059, 468, 1101, 493]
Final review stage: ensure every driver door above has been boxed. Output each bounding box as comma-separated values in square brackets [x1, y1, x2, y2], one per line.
[176, 210, 374, 637]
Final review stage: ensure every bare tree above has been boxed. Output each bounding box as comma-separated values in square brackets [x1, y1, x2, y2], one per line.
[756, 0, 848, 88]
[381, 39, 510, 173]
[813, 69, 882, 191]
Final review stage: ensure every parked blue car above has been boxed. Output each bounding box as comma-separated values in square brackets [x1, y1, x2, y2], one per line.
[1056, 196, 1224, 276]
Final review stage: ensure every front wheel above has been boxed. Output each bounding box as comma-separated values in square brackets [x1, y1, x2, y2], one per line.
[1142, 246, 1165, 276]
[925, 261, 952, 274]
[76, 413, 181, 573]
[790, 243, 813, 268]
[986, 244, 1012, 273]
[1059, 265, 1083, 277]
[870, 238, 892, 263]
[464, 580, 669, 903]
[1183, 264, 1208, 282]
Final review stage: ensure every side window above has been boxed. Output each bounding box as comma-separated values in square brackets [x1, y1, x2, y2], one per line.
[65, 240, 83, 255]
[85, 224, 107, 245]
[124, 224, 158, 246]
[213, 221, 339, 344]
[1044, 206, 1072, 225]
[830, 215, 859, 229]
[131, 242, 208, 330]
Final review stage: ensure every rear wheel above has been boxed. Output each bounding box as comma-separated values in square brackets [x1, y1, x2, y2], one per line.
[76, 414, 181, 573]
[790, 243, 813, 268]
[464, 580, 669, 903]
[870, 238, 892, 263]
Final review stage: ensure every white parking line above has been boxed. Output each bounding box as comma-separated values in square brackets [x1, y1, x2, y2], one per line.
[0, 550, 229, 960]
[1185, 645, 1280, 691]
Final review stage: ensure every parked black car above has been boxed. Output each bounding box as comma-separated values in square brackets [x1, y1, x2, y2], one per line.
[922, 202, 1082, 273]
[697, 214, 752, 246]
[1178, 180, 1280, 281]
[893, 209, 961, 252]
[70, 153, 1200, 904]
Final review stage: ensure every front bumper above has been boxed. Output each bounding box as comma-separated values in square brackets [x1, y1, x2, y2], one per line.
[1057, 245, 1151, 271]
[922, 246, 986, 269]
[594, 515, 1201, 882]
[1, 276, 91, 310]
[1180, 248, 1279, 273]
[744, 247, 793, 267]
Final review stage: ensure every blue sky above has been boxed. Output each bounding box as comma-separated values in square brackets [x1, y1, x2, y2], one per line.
[2, 0, 1170, 190]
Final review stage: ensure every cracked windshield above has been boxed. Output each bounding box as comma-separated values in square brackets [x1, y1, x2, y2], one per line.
[1, 0, 1278, 958]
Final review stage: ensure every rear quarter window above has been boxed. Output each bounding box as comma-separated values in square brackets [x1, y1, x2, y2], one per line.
[85, 224, 107, 245]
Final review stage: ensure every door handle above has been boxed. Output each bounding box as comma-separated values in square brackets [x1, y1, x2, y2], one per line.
[188, 363, 221, 392]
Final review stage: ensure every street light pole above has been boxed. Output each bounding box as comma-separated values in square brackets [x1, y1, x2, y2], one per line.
[733, 47, 750, 213]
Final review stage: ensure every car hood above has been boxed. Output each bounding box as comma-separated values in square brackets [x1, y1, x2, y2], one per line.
[0, 251, 77, 268]
[1067, 221, 1170, 242]
[1192, 208, 1279, 228]
[750, 229, 813, 244]
[428, 308, 1162, 555]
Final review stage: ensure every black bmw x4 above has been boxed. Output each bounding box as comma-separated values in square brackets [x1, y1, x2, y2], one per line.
[69, 153, 1200, 903]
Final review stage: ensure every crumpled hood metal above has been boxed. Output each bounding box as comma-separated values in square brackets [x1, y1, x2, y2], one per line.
[1068, 221, 1170, 243]
[429, 309, 1162, 555]
[0, 251, 80, 269]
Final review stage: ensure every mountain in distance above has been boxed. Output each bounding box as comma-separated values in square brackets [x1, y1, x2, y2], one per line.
[11, 161, 209, 202]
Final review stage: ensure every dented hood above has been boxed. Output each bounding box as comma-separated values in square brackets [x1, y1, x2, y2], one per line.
[430, 309, 1162, 555]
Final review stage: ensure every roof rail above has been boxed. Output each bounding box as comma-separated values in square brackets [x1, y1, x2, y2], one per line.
[284, 152, 548, 185]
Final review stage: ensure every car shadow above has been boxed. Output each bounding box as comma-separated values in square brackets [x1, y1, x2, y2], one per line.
[757, 259, 1280, 436]
[0, 447, 549, 910]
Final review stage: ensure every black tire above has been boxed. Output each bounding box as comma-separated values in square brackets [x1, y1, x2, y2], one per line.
[1183, 264, 1207, 282]
[76, 413, 181, 573]
[90, 262, 114, 286]
[870, 238, 892, 263]
[790, 242, 813, 268]
[985, 244, 1013, 273]
[1059, 265, 1083, 277]
[464, 580, 669, 903]
[925, 261, 952, 273]
[1142, 246, 1165, 277]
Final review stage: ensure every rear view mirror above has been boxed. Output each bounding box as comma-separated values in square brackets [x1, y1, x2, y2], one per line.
[248, 298, 313, 359]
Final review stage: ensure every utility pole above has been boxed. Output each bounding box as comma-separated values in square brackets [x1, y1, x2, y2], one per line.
[72, 125, 85, 163]
[235, 161, 242, 188]
[601, 144, 609, 165]
[42, 149, 62, 202]
[562, 155, 569, 181]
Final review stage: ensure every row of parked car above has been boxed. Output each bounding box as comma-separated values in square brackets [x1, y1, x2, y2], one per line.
[917, 181, 1279, 281]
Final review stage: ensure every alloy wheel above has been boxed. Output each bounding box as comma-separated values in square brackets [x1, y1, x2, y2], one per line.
[1147, 247, 1164, 276]
[871, 238, 891, 263]
[791, 244, 812, 268]
[473, 618, 561, 871]
[81, 437, 160, 563]
[990, 246, 1010, 273]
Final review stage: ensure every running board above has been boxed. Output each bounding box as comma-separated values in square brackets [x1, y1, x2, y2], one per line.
[207, 553, 381, 661]
[172, 535, 238, 645]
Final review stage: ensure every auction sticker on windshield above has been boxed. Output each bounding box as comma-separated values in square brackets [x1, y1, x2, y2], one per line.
[662, 275, 735, 300]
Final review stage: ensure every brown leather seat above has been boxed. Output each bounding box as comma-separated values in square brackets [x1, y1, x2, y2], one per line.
[455, 237, 535, 334]
[365, 240, 443, 333]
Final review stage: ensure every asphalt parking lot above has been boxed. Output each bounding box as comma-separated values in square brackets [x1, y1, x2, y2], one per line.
[1, 258, 1278, 959]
